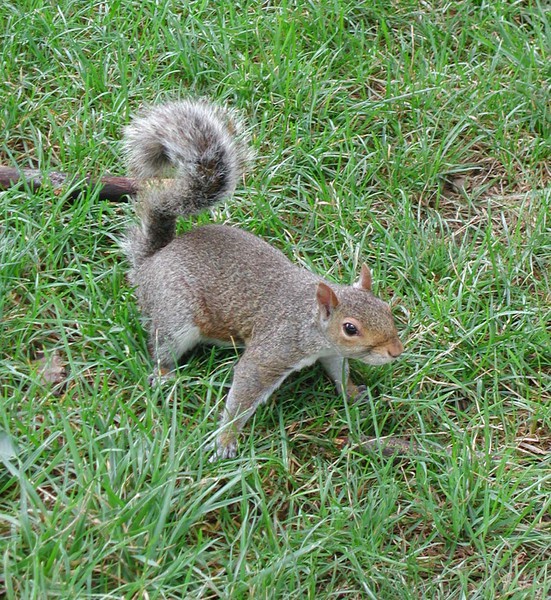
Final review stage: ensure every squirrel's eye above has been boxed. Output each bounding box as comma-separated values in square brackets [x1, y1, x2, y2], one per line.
[343, 322, 359, 336]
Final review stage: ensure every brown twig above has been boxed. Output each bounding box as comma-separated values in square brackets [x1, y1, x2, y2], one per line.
[0, 166, 138, 201]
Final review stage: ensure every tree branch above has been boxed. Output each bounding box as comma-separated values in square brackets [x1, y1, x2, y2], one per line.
[0, 166, 138, 201]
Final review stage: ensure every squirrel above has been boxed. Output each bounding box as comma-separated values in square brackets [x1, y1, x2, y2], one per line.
[123, 99, 404, 460]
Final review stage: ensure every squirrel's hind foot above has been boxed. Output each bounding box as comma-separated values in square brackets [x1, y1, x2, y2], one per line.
[208, 435, 238, 462]
[148, 366, 177, 387]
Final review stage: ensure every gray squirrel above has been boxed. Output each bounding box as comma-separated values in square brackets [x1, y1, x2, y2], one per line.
[123, 99, 404, 459]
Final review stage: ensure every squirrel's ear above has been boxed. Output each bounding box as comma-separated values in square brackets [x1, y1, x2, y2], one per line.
[316, 282, 340, 319]
[354, 263, 372, 292]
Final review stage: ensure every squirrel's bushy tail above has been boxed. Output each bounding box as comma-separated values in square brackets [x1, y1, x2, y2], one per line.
[123, 99, 252, 270]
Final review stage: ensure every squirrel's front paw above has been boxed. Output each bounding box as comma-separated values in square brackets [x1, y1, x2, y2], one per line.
[347, 383, 368, 400]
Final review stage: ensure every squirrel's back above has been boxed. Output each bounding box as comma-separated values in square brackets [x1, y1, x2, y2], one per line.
[123, 99, 252, 271]
[133, 223, 319, 343]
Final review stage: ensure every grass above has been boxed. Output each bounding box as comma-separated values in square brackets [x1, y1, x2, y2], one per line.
[1, 0, 550, 598]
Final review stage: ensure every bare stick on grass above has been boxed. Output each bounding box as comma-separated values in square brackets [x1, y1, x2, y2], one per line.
[0, 166, 137, 201]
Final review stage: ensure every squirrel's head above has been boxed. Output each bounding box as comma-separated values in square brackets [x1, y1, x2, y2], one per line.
[316, 264, 403, 366]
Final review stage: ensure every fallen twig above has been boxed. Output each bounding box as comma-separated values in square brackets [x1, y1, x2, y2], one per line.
[0, 166, 137, 201]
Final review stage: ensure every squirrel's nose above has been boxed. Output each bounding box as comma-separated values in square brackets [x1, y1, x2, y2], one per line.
[388, 339, 404, 358]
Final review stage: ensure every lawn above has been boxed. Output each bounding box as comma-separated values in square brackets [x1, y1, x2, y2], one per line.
[1, 1, 549, 598]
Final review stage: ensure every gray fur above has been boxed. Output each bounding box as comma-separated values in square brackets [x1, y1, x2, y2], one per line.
[123, 99, 403, 459]
[123, 99, 252, 270]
